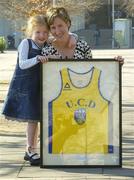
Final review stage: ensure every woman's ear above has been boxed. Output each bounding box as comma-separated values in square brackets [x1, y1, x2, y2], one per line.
[67, 21, 71, 30]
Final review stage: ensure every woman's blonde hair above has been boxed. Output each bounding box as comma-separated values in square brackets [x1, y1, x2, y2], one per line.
[46, 7, 71, 29]
[26, 15, 49, 37]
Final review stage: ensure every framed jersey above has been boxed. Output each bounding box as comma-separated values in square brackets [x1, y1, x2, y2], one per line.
[40, 59, 122, 167]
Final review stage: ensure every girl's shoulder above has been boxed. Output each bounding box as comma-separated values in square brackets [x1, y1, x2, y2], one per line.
[20, 38, 30, 44]
[18, 38, 29, 48]
[18, 38, 30, 51]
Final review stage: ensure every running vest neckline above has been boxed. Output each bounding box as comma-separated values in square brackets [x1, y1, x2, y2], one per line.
[67, 67, 94, 89]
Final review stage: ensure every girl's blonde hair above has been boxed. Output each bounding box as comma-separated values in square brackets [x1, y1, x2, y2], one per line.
[46, 7, 71, 29]
[26, 15, 49, 37]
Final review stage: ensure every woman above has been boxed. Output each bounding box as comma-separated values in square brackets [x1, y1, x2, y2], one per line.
[41, 7, 124, 155]
[42, 7, 92, 59]
[42, 7, 123, 62]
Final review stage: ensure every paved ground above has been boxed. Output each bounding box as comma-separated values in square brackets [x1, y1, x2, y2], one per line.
[0, 50, 134, 180]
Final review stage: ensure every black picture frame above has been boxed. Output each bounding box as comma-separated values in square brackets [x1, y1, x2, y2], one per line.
[40, 59, 122, 168]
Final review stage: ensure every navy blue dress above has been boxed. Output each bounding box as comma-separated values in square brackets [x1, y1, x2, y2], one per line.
[2, 39, 44, 122]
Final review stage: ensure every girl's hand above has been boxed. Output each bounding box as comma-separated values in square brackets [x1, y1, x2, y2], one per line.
[37, 55, 48, 63]
[114, 56, 124, 65]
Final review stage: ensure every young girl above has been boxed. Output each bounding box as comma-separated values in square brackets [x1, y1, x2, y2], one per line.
[2, 14, 78, 166]
[2, 15, 49, 166]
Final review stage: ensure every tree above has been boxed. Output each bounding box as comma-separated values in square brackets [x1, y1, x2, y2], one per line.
[55, 0, 105, 12]
[0, 0, 106, 36]
[0, 0, 51, 19]
[118, 0, 134, 17]
[0, 0, 105, 19]
[2, 0, 134, 20]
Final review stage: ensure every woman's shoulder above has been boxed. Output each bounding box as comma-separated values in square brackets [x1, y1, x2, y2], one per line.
[77, 39, 90, 47]
[76, 39, 91, 51]
[42, 43, 54, 51]
[42, 43, 57, 55]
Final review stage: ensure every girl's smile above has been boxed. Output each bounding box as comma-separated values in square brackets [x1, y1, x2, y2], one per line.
[32, 25, 49, 46]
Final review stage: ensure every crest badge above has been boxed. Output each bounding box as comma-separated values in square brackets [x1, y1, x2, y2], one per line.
[74, 108, 86, 125]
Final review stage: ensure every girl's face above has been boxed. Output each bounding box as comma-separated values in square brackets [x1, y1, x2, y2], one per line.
[50, 17, 70, 41]
[31, 25, 49, 46]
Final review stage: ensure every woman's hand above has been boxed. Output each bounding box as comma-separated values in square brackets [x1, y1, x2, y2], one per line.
[49, 55, 61, 59]
[114, 56, 124, 65]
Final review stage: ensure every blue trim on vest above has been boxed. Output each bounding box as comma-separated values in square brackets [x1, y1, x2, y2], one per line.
[48, 102, 52, 153]
[108, 145, 114, 153]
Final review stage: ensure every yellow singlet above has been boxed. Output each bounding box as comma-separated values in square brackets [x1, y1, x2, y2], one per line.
[48, 67, 113, 154]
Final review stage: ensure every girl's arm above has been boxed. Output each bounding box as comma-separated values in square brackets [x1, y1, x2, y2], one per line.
[18, 39, 39, 69]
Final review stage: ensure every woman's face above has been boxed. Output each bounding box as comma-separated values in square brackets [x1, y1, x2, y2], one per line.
[50, 17, 70, 41]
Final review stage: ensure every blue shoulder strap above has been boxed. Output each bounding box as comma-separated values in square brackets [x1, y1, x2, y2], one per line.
[27, 39, 32, 52]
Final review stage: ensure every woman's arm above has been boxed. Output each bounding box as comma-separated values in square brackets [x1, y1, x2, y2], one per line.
[84, 41, 92, 59]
